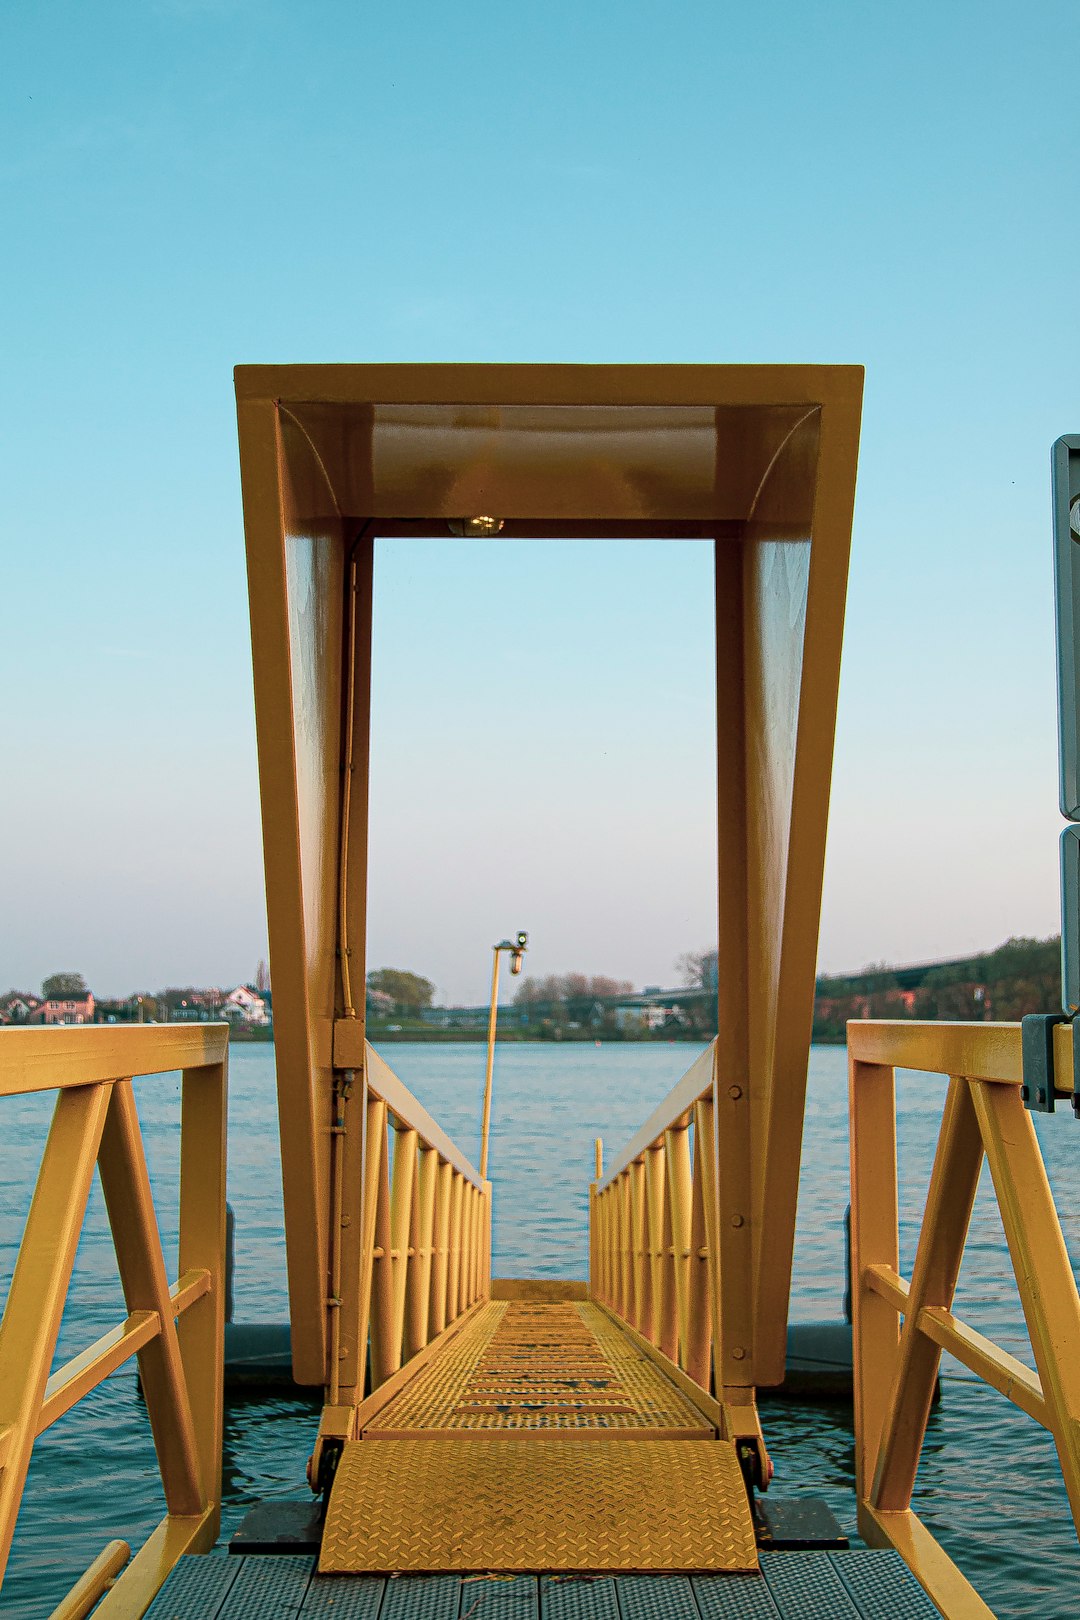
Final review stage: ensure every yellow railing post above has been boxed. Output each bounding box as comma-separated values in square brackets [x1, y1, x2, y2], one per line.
[971, 1081, 1080, 1522]
[431, 1160, 452, 1333]
[848, 1052, 900, 1504]
[871, 1077, 984, 1513]
[177, 1055, 228, 1542]
[387, 1126, 418, 1375]
[99, 1082, 204, 1517]
[0, 1085, 110, 1585]
[665, 1122, 693, 1370]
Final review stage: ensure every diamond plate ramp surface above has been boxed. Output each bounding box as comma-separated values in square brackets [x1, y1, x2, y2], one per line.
[319, 1437, 757, 1574]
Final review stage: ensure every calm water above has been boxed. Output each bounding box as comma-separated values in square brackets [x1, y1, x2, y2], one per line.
[2, 1041, 1078, 1617]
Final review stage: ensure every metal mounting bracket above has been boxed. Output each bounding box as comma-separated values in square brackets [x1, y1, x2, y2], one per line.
[1020, 1012, 1071, 1114]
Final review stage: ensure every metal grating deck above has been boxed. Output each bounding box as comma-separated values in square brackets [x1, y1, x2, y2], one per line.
[364, 1303, 713, 1437]
[146, 1554, 943, 1620]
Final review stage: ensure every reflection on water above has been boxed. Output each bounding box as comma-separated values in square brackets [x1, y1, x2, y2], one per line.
[1, 1042, 1077, 1617]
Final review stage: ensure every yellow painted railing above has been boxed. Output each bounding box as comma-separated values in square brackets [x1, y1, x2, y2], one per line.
[591, 1044, 717, 1387]
[345, 1044, 491, 1397]
[849, 1020, 1080, 1619]
[589, 1041, 767, 1474]
[0, 1024, 228, 1619]
[309, 1039, 492, 1487]
[309, 1043, 490, 1483]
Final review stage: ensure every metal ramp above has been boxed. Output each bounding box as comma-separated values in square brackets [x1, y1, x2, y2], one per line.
[320, 1304, 757, 1575]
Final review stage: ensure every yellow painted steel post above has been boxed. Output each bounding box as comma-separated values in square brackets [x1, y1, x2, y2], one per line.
[411, 1146, 438, 1356]
[335, 1064, 374, 1406]
[617, 1171, 632, 1322]
[368, 1110, 394, 1389]
[469, 1185, 479, 1306]
[352, 1093, 387, 1397]
[601, 1187, 613, 1306]
[848, 1054, 900, 1507]
[665, 1123, 693, 1373]
[431, 1160, 452, 1333]
[871, 1077, 984, 1513]
[630, 1159, 649, 1336]
[589, 1138, 603, 1300]
[402, 1138, 427, 1364]
[447, 1172, 464, 1322]
[388, 1128, 418, 1374]
[971, 1079, 1080, 1524]
[461, 1184, 476, 1308]
[482, 1181, 492, 1300]
[0, 1085, 111, 1584]
[480, 949, 501, 1181]
[97, 1082, 203, 1517]
[689, 1100, 715, 1388]
[177, 1056, 228, 1545]
[644, 1143, 667, 1350]
[655, 1144, 678, 1362]
[471, 1183, 483, 1303]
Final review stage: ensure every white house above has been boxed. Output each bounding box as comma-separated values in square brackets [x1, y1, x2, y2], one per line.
[221, 985, 271, 1025]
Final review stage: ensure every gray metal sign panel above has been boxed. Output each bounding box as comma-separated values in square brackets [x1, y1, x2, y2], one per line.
[1052, 435, 1080, 818]
[1062, 825, 1080, 1011]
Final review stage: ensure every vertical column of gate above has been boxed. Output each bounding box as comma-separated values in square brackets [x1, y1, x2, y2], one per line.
[737, 397, 862, 1386]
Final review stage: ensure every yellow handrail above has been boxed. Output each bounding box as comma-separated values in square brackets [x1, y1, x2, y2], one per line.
[589, 1042, 768, 1479]
[45, 1539, 130, 1620]
[340, 1043, 490, 1400]
[0, 1025, 228, 1617]
[309, 1041, 492, 1489]
[592, 1044, 715, 1384]
[848, 1019, 1080, 1619]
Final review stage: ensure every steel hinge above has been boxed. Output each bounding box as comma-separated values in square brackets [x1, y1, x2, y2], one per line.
[1021, 1012, 1073, 1114]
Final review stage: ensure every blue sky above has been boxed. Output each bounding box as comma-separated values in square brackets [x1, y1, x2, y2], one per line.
[2, 2, 1076, 1002]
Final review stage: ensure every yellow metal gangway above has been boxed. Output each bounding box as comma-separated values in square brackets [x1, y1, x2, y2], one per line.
[4, 364, 1079, 1618]
[233, 360, 862, 1396]
[226, 362, 862, 1579]
[231, 362, 861, 1572]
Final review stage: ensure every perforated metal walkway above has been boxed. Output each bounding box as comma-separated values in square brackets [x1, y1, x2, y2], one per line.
[364, 1303, 713, 1437]
[147, 1553, 943, 1620]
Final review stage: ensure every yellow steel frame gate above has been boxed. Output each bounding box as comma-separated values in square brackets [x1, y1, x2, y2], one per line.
[233, 362, 863, 1538]
[0, 1026, 228, 1619]
[234, 364, 863, 1444]
[848, 1020, 1080, 1618]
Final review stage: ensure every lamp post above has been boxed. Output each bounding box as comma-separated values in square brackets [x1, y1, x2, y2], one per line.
[479, 931, 527, 1178]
